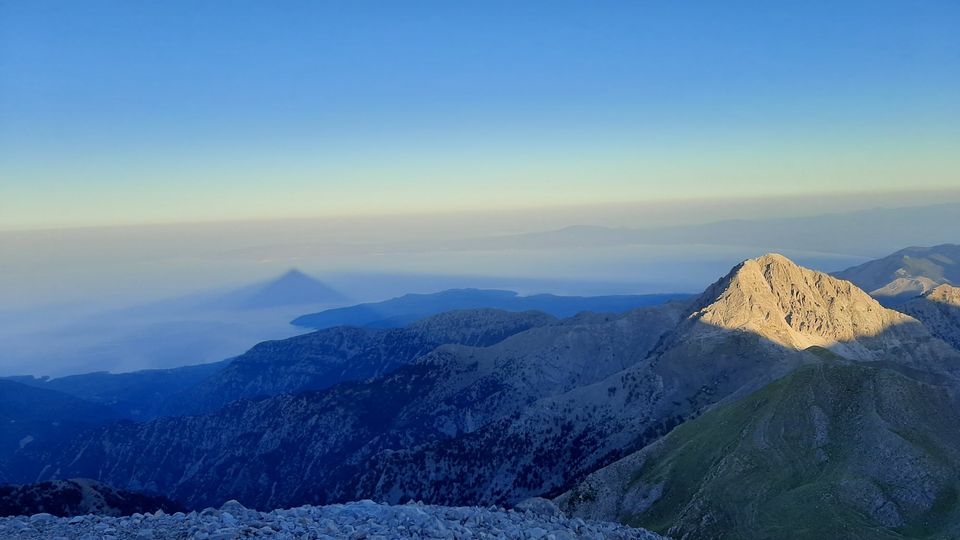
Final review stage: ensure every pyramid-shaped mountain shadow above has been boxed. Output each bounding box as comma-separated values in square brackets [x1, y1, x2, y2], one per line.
[21, 255, 960, 533]
[210, 269, 348, 310]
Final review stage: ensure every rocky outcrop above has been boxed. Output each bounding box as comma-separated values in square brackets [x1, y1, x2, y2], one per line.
[902, 284, 960, 350]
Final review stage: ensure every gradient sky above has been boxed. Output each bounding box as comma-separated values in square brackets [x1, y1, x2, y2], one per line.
[1, 0, 959, 230]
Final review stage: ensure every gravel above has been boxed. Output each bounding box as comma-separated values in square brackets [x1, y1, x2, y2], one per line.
[0, 499, 666, 539]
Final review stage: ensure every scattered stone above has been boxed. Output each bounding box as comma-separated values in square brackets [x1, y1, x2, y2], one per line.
[0, 501, 665, 539]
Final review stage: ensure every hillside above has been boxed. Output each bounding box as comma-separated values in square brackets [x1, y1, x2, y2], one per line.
[558, 361, 960, 539]
[5, 360, 229, 420]
[164, 309, 556, 416]
[31, 303, 687, 509]
[0, 381, 119, 482]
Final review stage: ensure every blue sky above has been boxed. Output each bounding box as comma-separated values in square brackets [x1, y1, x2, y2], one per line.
[1, 0, 958, 229]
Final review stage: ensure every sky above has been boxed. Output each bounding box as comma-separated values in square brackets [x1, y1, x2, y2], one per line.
[1, 0, 959, 230]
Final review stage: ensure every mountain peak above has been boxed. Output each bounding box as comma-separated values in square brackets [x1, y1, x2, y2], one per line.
[753, 252, 795, 267]
[686, 253, 914, 356]
[925, 283, 960, 303]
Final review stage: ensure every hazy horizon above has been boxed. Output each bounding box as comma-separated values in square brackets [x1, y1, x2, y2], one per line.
[3, 195, 958, 311]
[1, 1, 958, 375]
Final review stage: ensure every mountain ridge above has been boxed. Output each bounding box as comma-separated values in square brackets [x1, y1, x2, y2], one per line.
[291, 288, 693, 330]
[833, 243, 960, 304]
[18, 253, 960, 527]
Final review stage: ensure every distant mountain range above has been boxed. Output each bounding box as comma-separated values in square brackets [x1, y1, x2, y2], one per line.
[469, 204, 960, 258]
[291, 288, 693, 329]
[833, 243, 959, 304]
[3, 247, 960, 538]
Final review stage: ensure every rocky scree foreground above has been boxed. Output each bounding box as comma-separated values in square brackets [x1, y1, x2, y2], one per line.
[0, 499, 666, 540]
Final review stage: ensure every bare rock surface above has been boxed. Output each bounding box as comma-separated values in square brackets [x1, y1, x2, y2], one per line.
[0, 499, 666, 539]
[902, 283, 960, 350]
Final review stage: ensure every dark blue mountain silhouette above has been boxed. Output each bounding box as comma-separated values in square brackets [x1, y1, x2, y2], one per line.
[291, 288, 692, 329]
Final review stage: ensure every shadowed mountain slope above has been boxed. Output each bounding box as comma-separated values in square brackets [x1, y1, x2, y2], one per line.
[31, 303, 686, 508]
[5, 360, 229, 420]
[164, 309, 556, 416]
[902, 284, 960, 351]
[0, 478, 183, 517]
[0, 381, 119, 483]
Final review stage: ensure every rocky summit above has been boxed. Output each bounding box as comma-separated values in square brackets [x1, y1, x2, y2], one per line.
[554, 254, 960, 539]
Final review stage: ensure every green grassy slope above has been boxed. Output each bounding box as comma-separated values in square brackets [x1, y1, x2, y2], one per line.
[561, 361, 960, 540]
